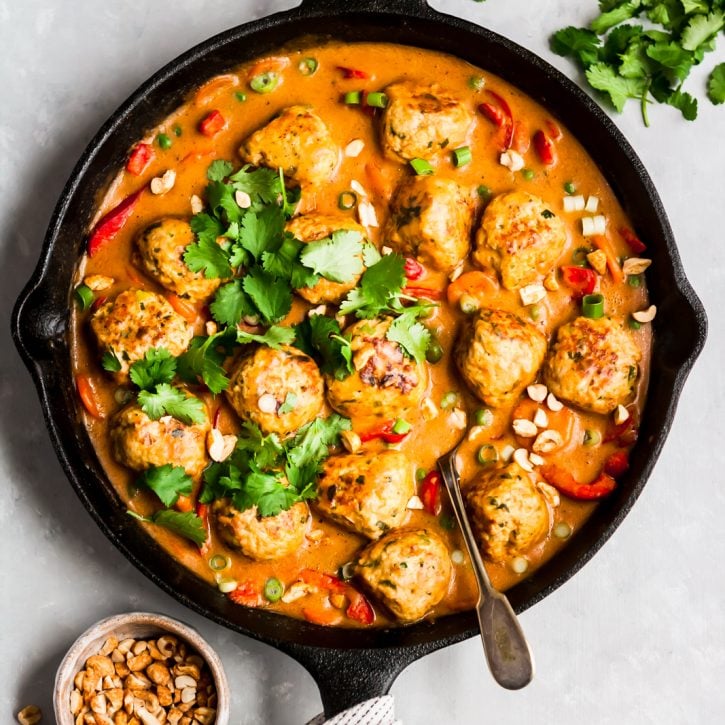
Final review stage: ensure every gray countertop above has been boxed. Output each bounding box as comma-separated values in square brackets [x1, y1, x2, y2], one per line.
[1, 1, 723, 723]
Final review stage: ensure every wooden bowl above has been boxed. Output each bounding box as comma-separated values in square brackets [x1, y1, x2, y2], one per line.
[54, 612, 230, 724]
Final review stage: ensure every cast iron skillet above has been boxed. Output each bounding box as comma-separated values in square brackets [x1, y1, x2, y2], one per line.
[12, 0, 707, 717]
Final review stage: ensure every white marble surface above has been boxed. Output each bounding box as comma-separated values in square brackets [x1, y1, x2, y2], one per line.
[1, 1, 723, 723]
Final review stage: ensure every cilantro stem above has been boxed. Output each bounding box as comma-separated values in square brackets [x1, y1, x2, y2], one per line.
[640, 81, 651, 128]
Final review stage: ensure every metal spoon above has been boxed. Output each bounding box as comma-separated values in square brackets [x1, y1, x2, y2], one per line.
[438, 445, 534, 690]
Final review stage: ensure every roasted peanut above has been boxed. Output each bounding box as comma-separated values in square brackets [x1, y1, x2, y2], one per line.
[16, 705, 42, 725]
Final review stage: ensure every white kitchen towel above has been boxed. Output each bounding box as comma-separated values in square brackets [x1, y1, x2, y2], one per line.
[306, 695, 401, 725]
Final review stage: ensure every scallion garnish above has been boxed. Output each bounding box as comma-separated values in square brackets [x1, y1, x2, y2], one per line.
[582, 293, 604, 319]
[440, 391, 458, 409]
[572, 246, 592, 267]
[75, 284, 95, 311]
[628, 318, 642, 330]
[343, 90, 362, 105]
[409, 158, 434, 176]
[365, 91, 388, 108]
[477, 184, 492, 200]
[477, 444, 498, 466]
[209, 554, 230, 571]
[298, 57, 318, 76]
[452, 146, 472, 167]
[583, 429, 602, 447]
[392, 418, 411, 435]
[338, 191, 357, 210]
[468, 76, 485, 91]
[263, 577, 284, 602]
[250, 72, 280, 94]
[475, 409, 493, 427]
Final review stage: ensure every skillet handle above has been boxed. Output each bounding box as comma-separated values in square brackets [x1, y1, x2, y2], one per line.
[280, 643, 416, 719]
[12, 279, 67, 365]
[298, 0, 431, 14]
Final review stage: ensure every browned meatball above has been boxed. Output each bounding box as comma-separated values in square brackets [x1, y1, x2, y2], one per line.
[135, 217, 220, 301]
[456, 308, 547, 408]
[90, 289, 193, 378]
[315, 450, 414, 539]
[110, 400, 210, 478]
[286, 213, 367, 304]
[225, 345, 324, 438]
[325, 319, 428, 425]
[213, 498, 310, 561]
[465, 462, 551, 563]
[355, 527, 452, 622]
[473, 191, 567, 290]
[385, 176, 474, 273]
[380, 81, 473, 163]
[544, 316, 641, 414]
[239, 106, 339, 186]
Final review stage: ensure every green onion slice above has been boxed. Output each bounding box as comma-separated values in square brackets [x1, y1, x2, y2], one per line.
[250, 72, 280, 94]
[477, 444, 498, 466]
[75, 284, 95, 311]
[628, 318, 642, 330]
[440, 391, 458, 409]
[572, 246, 592, 267]
[338, 190, 357, 210]
[475, 409, 493, 427]
[209, 554, 230, 571]
[468, 76, 485, 91]
[263, 577, 284, 602]
[298, 57, 318, 76]
[583, 429, 602, 447]
[365, 91, 388, 108]
[410, 158, 434, 176]
[157, 133, 172, 150]
[582, 293, 604, 319]
[392, 418, 411, 435]
[477, 184, 492, 200]
[453, 146, 472, 167]
[338, 562, 356, 581]
[343, 90, 362, 105]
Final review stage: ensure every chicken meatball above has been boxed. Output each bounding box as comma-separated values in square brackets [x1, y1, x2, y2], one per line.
[213, 499, 310, 561]
[380, 81, 473, 163]
[239, 106, 339, 186]
[135, 217, 220, 301]
[286, 213, 367, 304]
[456, 308, 547, 408]
[316, 450, 414, 539]
[90, 289, 194, 378]
[474, 191, 566, 290]
[110, 400, 210, 478]
[544, 316, 641, 414]
[225, 345, 324, 437]
[465, 462, 551, 563]
[385, 176, 474, 273]
[325, 319, 428, 424]
[355, 527, 451, 622]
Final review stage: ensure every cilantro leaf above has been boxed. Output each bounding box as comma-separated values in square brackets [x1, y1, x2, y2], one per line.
[190, 212, 224, 245]
[386, 310, 431, 365]
[233, 471, 297, 517]
[237, 205, 285, 262]
[101, 349, 122, 373]
[294, 315, 353, 380]
[286, 414, 351, 473]
[708, 63, 725, 104]
[681, 11, 724, 51]
[278, 392, 297, 415]
[233, 421, 285, 471]
[361, 242, 382, 267]
[229, 164, 283, 206]
[646, 42, 694, 81]
[667, 88, 698, 119]
[591, 2, 641, 34]
[298, 230, 365, 283]
[236, 324, 296, 349]
[129, 348, 177, 391]
[339, 253, 406, 318]
[138, 384, 207, 425]
[585, 62, 647, 111]
[242, 267, 293, 324]
[183, 235, 233, 279]
[210, 280, 256, 327]
[262, 234, 320, 290]
[207, 159, 234, 182]
[176, 334, 232, 394]
[207, 180, 243, 225]
[550, 26, 602, 66]
[151, 510, 207, 545]
[138, 464, 193, 507]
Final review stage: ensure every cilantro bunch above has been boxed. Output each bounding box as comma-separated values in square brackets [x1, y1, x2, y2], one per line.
[551, 0, 725, 124]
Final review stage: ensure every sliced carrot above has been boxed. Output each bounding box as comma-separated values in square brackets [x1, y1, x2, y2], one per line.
[175, 494, 194, 513]
[76, 374, 104, 419]
[302, 601, 344, 626]
[446, 271, 498, 306]
[194, 74, 239, 105]
[512, 398, 574, 447]
[166, 294, 198, 323]
[591, 235, 624, 284]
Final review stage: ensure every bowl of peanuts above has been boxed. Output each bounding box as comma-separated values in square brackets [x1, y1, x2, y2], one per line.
[53, 612, 230, 725]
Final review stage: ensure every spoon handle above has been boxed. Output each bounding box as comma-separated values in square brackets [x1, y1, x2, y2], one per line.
[438, 450, 534, 690]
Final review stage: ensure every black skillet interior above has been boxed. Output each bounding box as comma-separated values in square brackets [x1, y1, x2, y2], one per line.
[11, 0, 707, 716]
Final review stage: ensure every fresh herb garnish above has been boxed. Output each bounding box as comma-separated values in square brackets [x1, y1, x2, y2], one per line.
[386, 309, 432, 365]
[339, 253, 407, 318]
[101, 349, 122, 373]
[129, 348, 177, 391]
[138, 464, 193, 507]
[176, 332, 234, 394]
[128, 509, 207, 546]
[294, 315, 354, 380]
[137, 383, 207, 425]
[298, 230, 365, 283]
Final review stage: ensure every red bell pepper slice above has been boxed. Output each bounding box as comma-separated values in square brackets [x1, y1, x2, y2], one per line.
[540, 464, 617, 501]
[545, 119, 563, 141]
[479, 102, 506, 127]
[481, 90, 514, 149]
[619, 227, 647, 254]
[228, 580, 264, 607]
[76, 374, 104, 419]
[199, 109, 226, 137]
[358, 421, 409, 444]
[604, 406, 639, 446]
[299, 568, 347, 594]
[337, 66, 369, 79]
[87, 188, 143, 257]
[404, 257, 424, 281]
[420, 471, 442, 516]
[560, 266, 597, 297]
[125, 142, 154, 176]
[346, 590, 375, 625]
[402, 285, 443, 301]
[533, 129, 556, 165]
[604, 450, 629, 478]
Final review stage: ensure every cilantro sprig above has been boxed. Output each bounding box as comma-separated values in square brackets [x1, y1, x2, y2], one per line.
[137, 384, 207, 425]
[551, 1, 725, 124]
[128, 509, 207, 546]
[138, 464, 193, 507]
